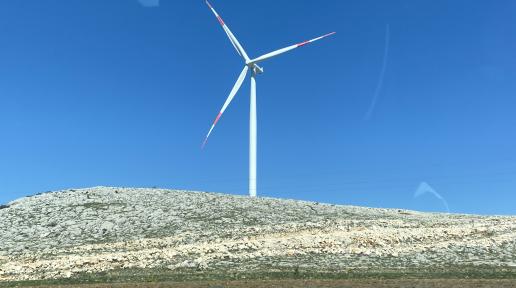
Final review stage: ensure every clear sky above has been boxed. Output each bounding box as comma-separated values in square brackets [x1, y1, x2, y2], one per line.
[1, 0, 515, 215]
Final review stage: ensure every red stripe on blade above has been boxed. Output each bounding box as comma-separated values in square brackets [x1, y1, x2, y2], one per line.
[213, 112, 222, 125]
[217, 16, 225, 26]
[297, 40, 310, 47]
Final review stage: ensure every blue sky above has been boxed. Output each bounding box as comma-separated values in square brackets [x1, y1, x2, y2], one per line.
[0, 0, 515, 215]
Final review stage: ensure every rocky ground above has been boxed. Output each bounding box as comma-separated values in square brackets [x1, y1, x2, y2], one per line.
[1, 187, 516, 284]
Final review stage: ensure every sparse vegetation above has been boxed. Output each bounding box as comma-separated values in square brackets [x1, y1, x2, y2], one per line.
[2, 266, 516, 287]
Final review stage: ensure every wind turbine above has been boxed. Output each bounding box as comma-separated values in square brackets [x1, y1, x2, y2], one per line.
[202, 1, 335, 197]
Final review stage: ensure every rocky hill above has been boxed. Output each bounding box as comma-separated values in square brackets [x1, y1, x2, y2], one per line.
[1, 187, 516, 283]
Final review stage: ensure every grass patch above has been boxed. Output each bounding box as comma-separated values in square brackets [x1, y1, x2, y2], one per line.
[2, 266, 516, 287]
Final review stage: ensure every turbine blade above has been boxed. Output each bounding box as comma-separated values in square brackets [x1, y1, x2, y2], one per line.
[202, 66, 249, 149]
[223, 26, 242, 57]
[250, 32, 336, 64]
[205, 1, 250, 61]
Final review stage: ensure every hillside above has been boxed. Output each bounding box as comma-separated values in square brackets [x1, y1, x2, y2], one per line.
[1, 187, 516, 284]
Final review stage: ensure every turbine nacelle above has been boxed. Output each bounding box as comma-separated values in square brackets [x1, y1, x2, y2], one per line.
[250, 64, 264, 75]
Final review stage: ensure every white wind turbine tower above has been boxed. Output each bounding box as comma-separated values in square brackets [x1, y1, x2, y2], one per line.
[202, 1, 335, 197]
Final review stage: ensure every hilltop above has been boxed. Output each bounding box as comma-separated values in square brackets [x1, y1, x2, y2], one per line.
[1, 187, 516, 285]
